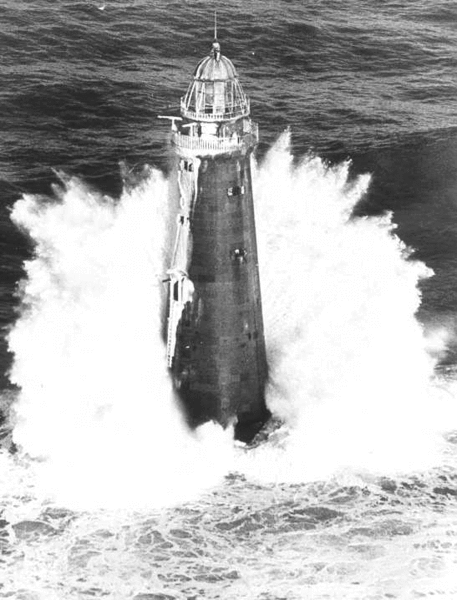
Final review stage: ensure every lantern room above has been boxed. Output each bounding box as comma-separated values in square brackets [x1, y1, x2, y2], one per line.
[180, 42, 250, 122]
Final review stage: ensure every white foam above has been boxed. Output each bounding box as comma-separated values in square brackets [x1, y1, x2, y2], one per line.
[6, 133, 457, 508]
[8, 171, 234, 510]
[239, 131, 457, 482]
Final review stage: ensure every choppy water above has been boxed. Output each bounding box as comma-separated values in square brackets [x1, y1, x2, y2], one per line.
[1, 1, 457, 598]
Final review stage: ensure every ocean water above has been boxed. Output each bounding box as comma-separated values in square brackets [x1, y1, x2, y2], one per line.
[1, 1, 457, 599]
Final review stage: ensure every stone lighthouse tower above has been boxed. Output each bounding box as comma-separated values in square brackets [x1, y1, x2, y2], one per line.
[162, 36, 269, 441]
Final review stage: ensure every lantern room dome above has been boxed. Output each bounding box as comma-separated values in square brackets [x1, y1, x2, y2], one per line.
[193, 50, 238, 81]
[180, 42, 250, 122]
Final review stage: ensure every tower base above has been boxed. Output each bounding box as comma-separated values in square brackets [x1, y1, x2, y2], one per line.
[177, 382, 271, 443]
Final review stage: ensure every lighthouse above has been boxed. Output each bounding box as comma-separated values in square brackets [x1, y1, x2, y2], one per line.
[162, 35, 269, 442]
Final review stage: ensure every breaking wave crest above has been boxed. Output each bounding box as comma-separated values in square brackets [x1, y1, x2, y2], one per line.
[243, 131, 457, 481]
[4, 130, 457, 509]
[7, 169, 233, 510]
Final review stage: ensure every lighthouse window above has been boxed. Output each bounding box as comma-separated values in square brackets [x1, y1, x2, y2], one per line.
[230, 248, 247, 263]
[214, 81, 225, 113]
[225, 81, 234, 112]
[204, 82, 214, 113]
[227, 185, 245, 197]
[182, 160, 193, 172]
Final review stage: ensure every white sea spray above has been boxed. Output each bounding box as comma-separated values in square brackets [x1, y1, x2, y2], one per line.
[3, 133, 457, 511]
[7, 171, 234, 510]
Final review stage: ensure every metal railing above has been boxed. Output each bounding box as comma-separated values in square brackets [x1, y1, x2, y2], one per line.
[172, 125, 258, 153]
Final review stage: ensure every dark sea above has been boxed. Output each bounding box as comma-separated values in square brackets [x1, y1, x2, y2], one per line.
[1, 1, 457, 599]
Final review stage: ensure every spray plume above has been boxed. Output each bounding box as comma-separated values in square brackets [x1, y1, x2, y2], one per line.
[8, 170, 234, 510]
[5, 132, 457, 509]
[240, 130, 456, 482]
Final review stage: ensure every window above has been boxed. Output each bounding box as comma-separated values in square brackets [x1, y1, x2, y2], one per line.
[180, 160, 193, 172]
[214, 81, 225, 113]
[227, 185, 245, 197]
[230, 248, 247, 264]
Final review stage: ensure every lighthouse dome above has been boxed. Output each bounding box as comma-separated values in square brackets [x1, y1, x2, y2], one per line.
[193, 51, 238, 81]
[181, 42, 250, 122]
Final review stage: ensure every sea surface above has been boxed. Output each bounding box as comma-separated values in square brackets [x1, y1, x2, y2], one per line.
[1, 1, 457, 599]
